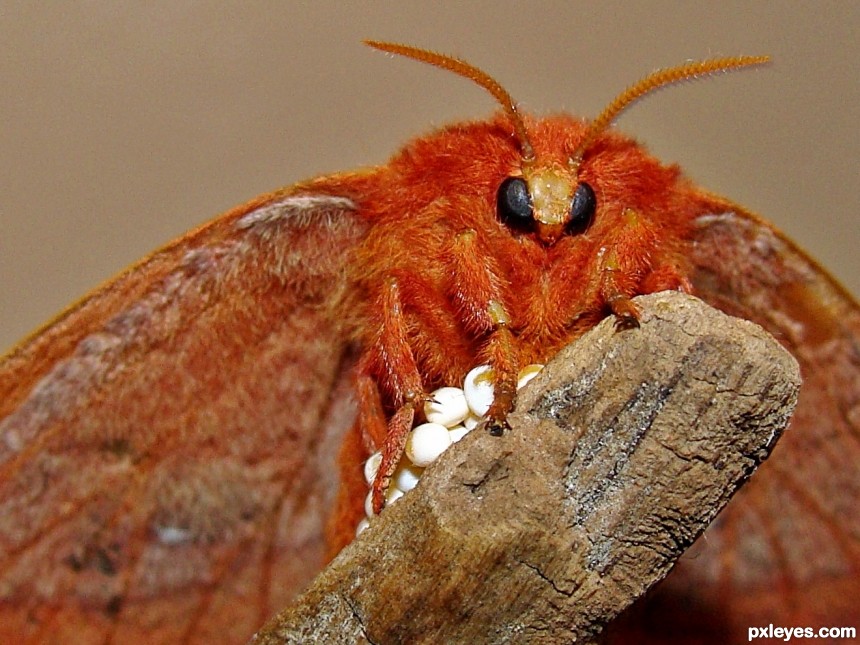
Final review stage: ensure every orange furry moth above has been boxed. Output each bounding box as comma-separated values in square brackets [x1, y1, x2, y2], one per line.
[1, 40, 857, 643]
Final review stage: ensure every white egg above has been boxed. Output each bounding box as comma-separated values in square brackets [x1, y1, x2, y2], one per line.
[405, 422, 452, 467]
[394, 462, 424, 492]
[517, 364, 545, 390]
[386, 486, 405, 505]
[463, 364, 495, 417]
[364, 490, 375, 517]
[448, 425, 470, 442]
[424, 386, 469, 427]
[355, 518, 370, 536]
[363, 450, 383, 485]
[463, 413, 482, 430]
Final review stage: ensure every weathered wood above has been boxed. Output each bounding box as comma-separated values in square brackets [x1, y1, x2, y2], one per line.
[251, 292, 801, 644]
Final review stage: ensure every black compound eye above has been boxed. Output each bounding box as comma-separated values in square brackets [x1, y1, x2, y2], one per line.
[497, 177, 534, 230]
[568, 181, 596, 234]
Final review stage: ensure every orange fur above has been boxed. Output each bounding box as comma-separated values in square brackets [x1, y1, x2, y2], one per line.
[333, 113, 716, 543]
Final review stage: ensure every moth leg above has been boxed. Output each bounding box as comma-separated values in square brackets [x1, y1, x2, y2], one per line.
[599, 250, 642, 329]
[597, 207, 665, 327]
[483, 325, 519, 436]
[372, 402, 415, 513]
[605, 290, 641, 328]
[361, 278, 427, 514]
[449, 229, 519, 434]
[356, 373, 387, 450]
[602, 262, 692, 329]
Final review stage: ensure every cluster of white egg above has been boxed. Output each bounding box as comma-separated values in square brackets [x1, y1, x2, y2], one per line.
[356, 363, 544, 536]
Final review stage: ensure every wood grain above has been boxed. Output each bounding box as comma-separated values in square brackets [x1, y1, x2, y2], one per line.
[253, 292, 800, 644]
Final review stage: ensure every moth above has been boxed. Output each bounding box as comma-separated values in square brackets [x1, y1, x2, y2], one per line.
[0, 41, 857, 644]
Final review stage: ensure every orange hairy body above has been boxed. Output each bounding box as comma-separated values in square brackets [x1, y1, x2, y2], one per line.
[327, 113, 724, 551]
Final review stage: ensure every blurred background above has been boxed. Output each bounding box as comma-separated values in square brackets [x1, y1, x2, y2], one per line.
[1, 2, 857, 352]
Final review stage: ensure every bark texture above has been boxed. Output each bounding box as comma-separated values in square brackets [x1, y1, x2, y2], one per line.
[251, 292, 801, 644]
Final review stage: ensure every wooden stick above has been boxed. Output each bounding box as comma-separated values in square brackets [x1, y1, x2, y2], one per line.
[251, 292, 801, 645]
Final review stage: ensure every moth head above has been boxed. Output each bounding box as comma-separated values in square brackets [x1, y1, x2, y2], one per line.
[365, 40, 768, 246]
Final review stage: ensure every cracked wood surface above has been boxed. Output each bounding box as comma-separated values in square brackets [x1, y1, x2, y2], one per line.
[250, 292, 801, 644]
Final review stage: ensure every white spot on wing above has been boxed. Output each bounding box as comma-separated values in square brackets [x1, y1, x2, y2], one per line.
[693, 212, 734, 226]
[3, 428, 22, 452]
[155, 525, 194, 546]
[235, 195, 355, 229]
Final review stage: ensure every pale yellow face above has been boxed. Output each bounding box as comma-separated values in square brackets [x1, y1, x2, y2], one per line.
[525, 165, 576, 243]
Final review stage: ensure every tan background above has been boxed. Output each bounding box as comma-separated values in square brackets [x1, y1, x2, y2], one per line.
[1, 2, 857, 353]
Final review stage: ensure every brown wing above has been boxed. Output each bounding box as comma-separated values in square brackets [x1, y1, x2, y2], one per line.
[610, 208, 860, 642]
[0, 180, 372, 644]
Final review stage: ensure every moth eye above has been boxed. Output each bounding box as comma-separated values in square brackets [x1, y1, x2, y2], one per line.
[496, 177, 534, 231]
[568, 181, 596, 234]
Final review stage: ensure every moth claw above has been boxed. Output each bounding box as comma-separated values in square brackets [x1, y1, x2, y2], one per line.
[371, 481, 387, 515]
[614, 312, 641, 330]
[609, 296, 641, 329]
[486, 416, 509, 437]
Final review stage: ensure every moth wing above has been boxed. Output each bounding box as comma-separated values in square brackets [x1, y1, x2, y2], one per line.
[614, 208, 860, 641]
[0, 179, 371, 643]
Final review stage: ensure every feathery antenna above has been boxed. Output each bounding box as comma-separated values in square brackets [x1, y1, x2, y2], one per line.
[570, 55, 770, 168]
[365, 40, 535, 161]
